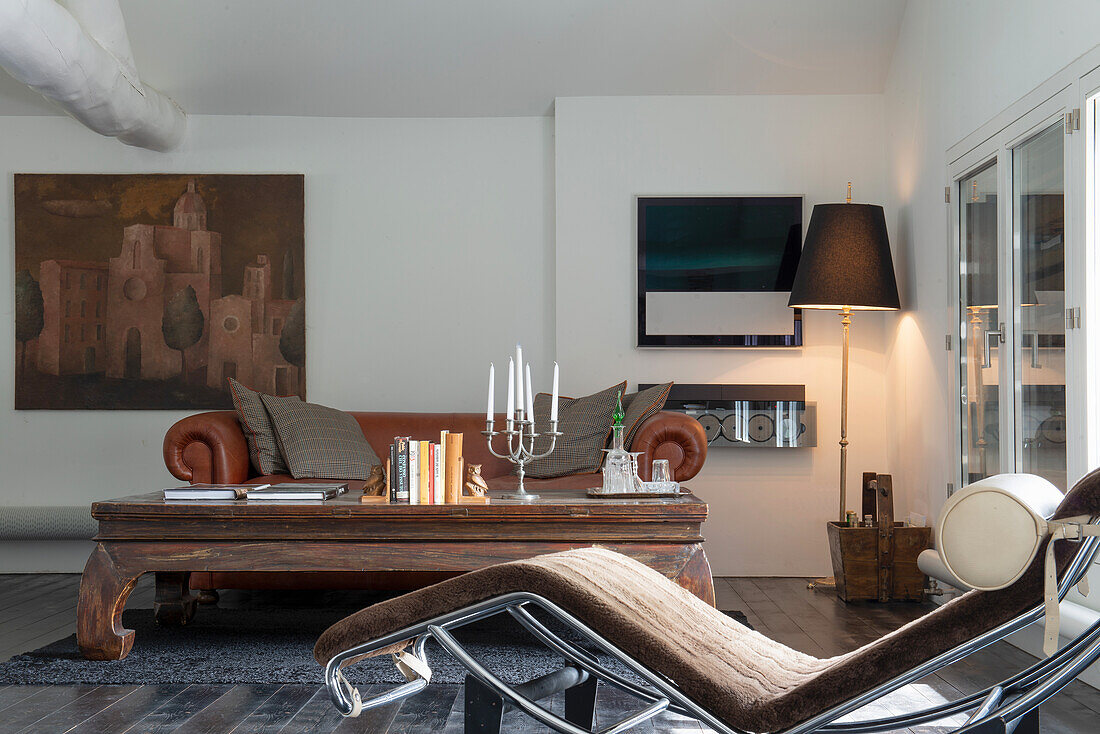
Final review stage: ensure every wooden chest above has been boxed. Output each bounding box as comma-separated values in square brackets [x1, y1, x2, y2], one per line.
[827, 521, 931, 602]
[826, 473, 931, 602]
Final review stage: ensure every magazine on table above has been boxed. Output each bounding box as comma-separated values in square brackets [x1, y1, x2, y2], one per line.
[245, 483, 349, 501]
[164, 482, 349, 501]
[163, 483, 270, 500]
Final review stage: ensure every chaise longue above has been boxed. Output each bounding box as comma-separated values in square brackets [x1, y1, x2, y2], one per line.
[314, 470, 1100, 733]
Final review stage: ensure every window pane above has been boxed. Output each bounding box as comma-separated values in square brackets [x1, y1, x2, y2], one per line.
[959, 162, 1000, 484]
[1013, 122, 1066, 489]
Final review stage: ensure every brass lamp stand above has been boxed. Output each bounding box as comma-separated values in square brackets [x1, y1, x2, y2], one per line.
[787, 185, 901, 594]
[808, 306, 854, 592]
[837, 305, 852, 523]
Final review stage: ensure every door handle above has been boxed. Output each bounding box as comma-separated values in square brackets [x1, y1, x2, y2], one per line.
[983, 323, 1005, 368]
[1020, 330, 1041, 369]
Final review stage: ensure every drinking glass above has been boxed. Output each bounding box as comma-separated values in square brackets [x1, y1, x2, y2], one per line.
[628, 452, 645, 491]
[651, 459, 671, 483]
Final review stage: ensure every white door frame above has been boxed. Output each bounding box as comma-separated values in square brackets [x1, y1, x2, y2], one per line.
[946, 85, 1080, 491]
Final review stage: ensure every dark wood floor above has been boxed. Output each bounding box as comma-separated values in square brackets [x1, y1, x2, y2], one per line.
[1, 574, 1098, 733]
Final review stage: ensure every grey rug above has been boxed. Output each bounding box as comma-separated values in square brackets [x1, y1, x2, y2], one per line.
[0, 605, 750, 686]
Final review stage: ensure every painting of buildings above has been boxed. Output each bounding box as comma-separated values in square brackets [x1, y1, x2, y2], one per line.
[14, 174, 305, 409]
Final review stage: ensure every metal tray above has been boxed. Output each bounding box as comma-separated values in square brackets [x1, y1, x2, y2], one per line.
[586, 484, 683, 498]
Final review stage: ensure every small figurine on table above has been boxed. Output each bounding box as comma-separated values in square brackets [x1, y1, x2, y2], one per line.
[463, 464, 490, 503]
[359, 463, 388, 503]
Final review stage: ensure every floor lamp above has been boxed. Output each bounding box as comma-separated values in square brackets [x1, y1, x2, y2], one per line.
[787, 194, 900, 585]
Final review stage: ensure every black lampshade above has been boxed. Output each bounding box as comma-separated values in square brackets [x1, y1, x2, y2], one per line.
[787, 203, 901, 311]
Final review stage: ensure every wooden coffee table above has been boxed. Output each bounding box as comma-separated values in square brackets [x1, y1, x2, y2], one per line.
[77, 487, 712, 660]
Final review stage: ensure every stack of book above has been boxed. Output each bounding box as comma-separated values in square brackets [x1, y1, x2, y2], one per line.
[164, 483, 349, 501]
[386, 432, 464, 504]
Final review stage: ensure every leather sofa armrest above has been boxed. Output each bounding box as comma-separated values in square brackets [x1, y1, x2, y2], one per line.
[163, 411, 251, 484]
[629, 411, 708, 482]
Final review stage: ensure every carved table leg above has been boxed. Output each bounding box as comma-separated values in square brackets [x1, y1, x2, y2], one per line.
[77, 543, 143, 660]
[154, 572, 198, 626]
[673, 545, 716, 607]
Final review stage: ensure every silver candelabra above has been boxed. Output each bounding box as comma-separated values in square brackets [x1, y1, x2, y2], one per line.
[483, 416, 561, 501]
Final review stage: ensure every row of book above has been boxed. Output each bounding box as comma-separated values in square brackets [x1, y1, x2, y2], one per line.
[164, 483, 349, 501]
[388, 431, 464, 504]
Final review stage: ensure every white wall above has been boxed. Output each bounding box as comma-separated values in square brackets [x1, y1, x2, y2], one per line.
[0, 114, 554, 570]
[884, 1, 1100, 677]
[883, 0, 1100, 524]
[555, 95, 888, 576]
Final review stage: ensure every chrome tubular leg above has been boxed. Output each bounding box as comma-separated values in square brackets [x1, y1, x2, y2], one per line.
[507, 604, 693, 716]
[325, 634, 432, 717]
[465, 665, 593, 733]
[804, 534, 1100, 734]
[323, 596, 544, 715]
[430, 624, 592, 734]
[516, 597, 741, 733]
[963, 686, 1004, 725]
[820, 617, 1100, 733]
[784, 607, 1044, 734]
[600, 698, 671, 734]
[956, 632, 1100, 733]
[430, 623, 671, 734]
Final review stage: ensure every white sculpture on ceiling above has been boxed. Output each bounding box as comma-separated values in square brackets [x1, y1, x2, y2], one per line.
[0, 0, 186, 151]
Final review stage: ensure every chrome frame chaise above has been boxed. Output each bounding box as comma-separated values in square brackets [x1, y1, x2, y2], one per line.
[320, 520, 1099, 734]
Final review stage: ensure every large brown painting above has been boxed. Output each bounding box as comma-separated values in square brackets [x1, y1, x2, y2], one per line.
[14, 174, 305, 409]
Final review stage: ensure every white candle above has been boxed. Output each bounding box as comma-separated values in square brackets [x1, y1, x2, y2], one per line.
[525, 363, 534, 422]
[506, 358, 515, 419]
[515, 344, 524, 421]
[550, 362, 559, 422]
[486, 362, 494, 421]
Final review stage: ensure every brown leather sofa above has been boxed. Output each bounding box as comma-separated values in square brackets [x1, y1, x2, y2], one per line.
[163, 409, 707, 594]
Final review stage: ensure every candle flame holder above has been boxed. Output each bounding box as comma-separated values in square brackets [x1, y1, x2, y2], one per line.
[482, 417, 561, 501]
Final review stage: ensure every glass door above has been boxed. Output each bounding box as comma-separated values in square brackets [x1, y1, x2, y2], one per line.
[959, 162, 1001, 484]
[952, 88, 1079, 493]
[1012, 121, 1068, 489]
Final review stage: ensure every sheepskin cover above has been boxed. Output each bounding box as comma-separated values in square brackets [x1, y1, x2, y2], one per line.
[315, 470, 1100, 732]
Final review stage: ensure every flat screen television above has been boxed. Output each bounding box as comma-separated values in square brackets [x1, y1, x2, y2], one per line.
[637, 195, 803, 347]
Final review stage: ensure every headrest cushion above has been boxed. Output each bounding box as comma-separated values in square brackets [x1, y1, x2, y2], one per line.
[936, 473, 1064, 591]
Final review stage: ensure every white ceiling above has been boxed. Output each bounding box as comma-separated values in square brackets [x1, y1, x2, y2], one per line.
[0, 0, 908, 118]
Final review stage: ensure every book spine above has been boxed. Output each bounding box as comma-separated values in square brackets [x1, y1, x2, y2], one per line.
[432, 443, 441, 504]
[388, 444, 396, 502]
[419, 440, 429, 505]
[409, 439, 419, 505]
[444, 432, 463, 504]
[426, 443, 434, 505]
[438, 431, 448, 505]
[396, 437, 409, 502]
[403, 437, 411, 501]
[407, 442, 417, 505]
[385, 455, 392, 501]
[406, 440, 417, 503]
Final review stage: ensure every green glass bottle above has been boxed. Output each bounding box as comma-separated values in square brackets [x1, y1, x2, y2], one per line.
[610, 390, 625, 451]
[612, 390, 625, 427]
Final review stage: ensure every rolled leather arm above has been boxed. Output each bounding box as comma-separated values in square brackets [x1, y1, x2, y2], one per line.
[163, 411, 251, 484]
[629, 411, 707, 482]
